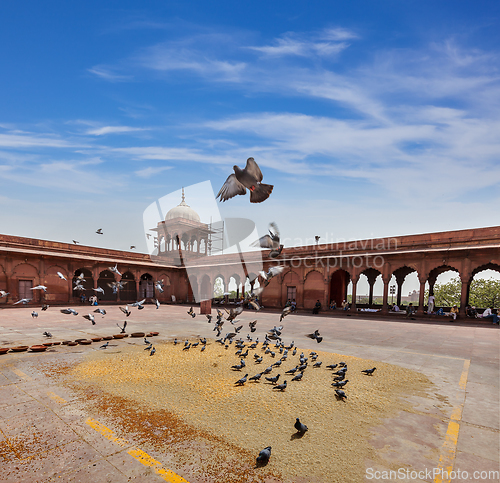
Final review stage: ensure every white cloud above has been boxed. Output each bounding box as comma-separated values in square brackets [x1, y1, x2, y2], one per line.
[134, 166, 173, 178]
[86, 126, 148, 136]
[88, 66, 132, 82]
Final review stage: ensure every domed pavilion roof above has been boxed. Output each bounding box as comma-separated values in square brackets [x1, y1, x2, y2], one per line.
[165, 189, 201, 223]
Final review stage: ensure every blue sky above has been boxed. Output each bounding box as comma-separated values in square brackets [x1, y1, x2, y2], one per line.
[1, 0, 500, 254]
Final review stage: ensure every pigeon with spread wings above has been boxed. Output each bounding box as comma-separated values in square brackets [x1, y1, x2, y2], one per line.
[252, 222, 283, 258]
[217, 157, 273, 203]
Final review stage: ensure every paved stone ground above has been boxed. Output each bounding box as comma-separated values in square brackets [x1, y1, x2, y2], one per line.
[0, 304, 498, 482]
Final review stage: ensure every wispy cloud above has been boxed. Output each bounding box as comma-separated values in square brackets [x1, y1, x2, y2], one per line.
[88, 66, 133, 82]
[134, 166, 173, 178]
[86, 126, 148, 136]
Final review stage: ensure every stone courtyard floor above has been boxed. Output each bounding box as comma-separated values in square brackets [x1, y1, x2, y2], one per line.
[0, 304, 498, 483]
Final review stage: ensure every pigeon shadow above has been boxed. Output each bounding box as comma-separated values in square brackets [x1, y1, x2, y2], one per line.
[290, 431, 306, 440]
[254, 460, 269, 469]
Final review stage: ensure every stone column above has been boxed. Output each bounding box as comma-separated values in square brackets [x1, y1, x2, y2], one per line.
[418, 278, 426, 313]
[396, 276, 404, 307]
[382, 276, 390, 313]
[350, 275, 359, 311]
[460, 280, 469, 315]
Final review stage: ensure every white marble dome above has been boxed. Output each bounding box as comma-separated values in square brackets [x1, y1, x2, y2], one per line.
[165, 190, 200, 222]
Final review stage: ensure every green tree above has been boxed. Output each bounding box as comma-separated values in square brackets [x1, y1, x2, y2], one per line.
[469, 278, 500, 308]
[425, 277, 461, 307]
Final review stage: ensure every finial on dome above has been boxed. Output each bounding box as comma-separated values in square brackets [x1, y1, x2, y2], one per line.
[181, 187, 185, 203]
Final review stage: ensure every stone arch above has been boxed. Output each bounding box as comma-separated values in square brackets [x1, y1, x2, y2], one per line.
[120, 271, 137, 302]
[329, 269, 351, 306]
[468, 263, 500, 309]
[392, 265, 418, 307]
[200, 274, 212, 301]
[139, 273, 154, 300]
[98, 269, 117, 301]
[303, 270, 324, 309]
[73, 268, 94, 298]
[213, 275, 225, 301]
[360, 267, 382, 306]
[469, 262, 500, 283]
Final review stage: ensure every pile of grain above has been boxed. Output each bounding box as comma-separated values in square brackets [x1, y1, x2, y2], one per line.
[62, 340, 430, 483]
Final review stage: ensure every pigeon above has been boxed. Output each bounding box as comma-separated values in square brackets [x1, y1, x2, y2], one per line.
[306, 330, 323, 343]
[108, 281, 127, 294]
[335, 389, 347, 400]
[174, 339, 178, 345]
[361, 367, 377, 375]
[259, 265, 284, 286]
[257, 446, 271, 466]
[200, 344, 206, 352]
[119, 306, 131, 317]
[0, 290, 9, 298]
[192, 342, 199, 348]
[41, 304, 49, 311]
[249, 372, 262, 382]
[94, 308, 106, 316]
[100, 341, 109, 349]
[60, 308, 78, 315]
[291, 372, 304, 381]
[150, 347, 156, 356]
[72, 240, 79, 244]
[130, 246, 136, 249]
[326, 364, 338, 370]
[254, 356, 263, 364]
[155, 299, 160, 309]
[73, 284, 85, 291]
[145, 338, 151, 345]
[155, 280, 164, 293]
[285, 367, 298, 374]
[248, 320, 257, 332]
[31, 311, 38, 318]
[83, 314, 96, 325]
[43, 331, 52, 338]
[93, 287, 105, 294]
[217, 157, 273, 203]
[332, 380, 349, 388]
[294, 418, 308, 433]
[297, 363, 308, 372]
[109, 264, 122, 277]
[75, 273, 86, 282]
[251, 222, 283, 258]
[187, 307, 196, 318]
[234, 374, 248, 386]
[256, 446, 271, 465]
[14, 298, 31, 305]
[315, 236, 320, 243]
[226, 306, 243, 322]
[56, 272, 66, 281]
[184, 339, 189, 346]
[116, 321, 127, 333]
[280, 306, 293, 323]
[206, 314, 212, 323]
[265, 374, 280, 384]
[273, 380, 287, 391]
[131, 299, 146, 308]
[96, 228, 103, 235]
[313, 361, 322, 368]
[333, 369, 347, 376]
[183, 343, 191, 351]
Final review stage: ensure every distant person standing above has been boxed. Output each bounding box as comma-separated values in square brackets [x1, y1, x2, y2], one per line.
[427, 294, 435, 314]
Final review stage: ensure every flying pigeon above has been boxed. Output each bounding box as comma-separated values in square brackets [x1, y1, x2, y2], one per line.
[108, 281, 127, 294]
[259, 265, 284, 286]
[73, 284, 85, 291]
[96, 228, 103, 235]
[131, 299, 146, 308]
[256, 446, 271, 465]
[41, 304, 49, 311]
[234, 374, 248, 386]
[116, 321, 127, 333]
[217, 157, 273, 203]
[94, 308, 106, 316]
[14, 298, 31, 305]
[187, 307, 196, 318]
[225, 306, 243, 322]
[361, 367, 377, 375]
[154, 299, 160, 309]
[306, 330, 323, 343]
[251, 222, 283, 258]
[248, 320, 257, 332]
[294, 418, 308, 433]
[31, 311, 38, 318]
[155, 280, 164, 293]
[119, 306, 131, 317]
[56, 272, 66, 281]
[60, 308, 78, 315]
[109, 264, 122, 277]
[0, 290, 9, 298]
[31, 285, 48, 292]
[280, 305, 293, 323]
[93, 287, 105, 294]
[83, 314, 96, 325]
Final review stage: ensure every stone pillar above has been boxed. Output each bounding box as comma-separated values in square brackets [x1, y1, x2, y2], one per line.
[351, 275, 359, 311]
[382, 276, 390, 313]
[396, 276, 404, 307]
[418, 278, 426, 313]
[460, 280, 469, 315]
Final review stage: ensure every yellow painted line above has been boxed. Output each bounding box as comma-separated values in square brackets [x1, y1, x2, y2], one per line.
[47, 391, 67, 404]
[433, 359, 470, 483]
[85, 418, 189, 483]
[127, 448, 190, 482]
[11, 367, 32, 381]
